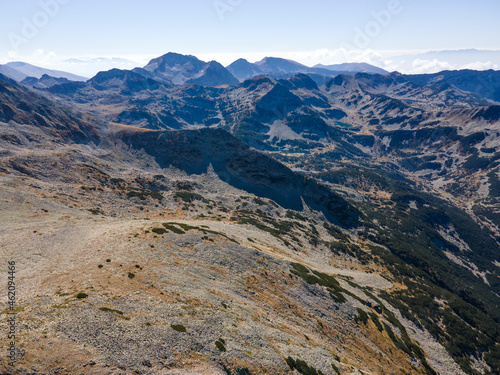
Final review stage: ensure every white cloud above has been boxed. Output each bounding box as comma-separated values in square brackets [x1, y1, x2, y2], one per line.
[408, 59, 455, 74]
[462, 61, 499, 70]
[7, 50, 18, 60]
[33, 49, 45, 57]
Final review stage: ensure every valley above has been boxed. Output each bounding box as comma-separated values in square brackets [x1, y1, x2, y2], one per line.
[0, 52, 499, 374]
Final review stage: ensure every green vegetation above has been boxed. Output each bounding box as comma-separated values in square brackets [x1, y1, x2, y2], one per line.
[128, 272, 135, 279]
[171, 324, 186, 333]
[368, 312, 384, 332]
[355, 308, 368, 324]
[151, 227, 167, 234]
[290, 263, 347, 304]
[175, 191, 208, 203]
[314, 166, 500, 373]
[215, 339, 226, 352]
[285, 357, 324, 375]
[110, 178, 125, 185]
[126, 188, 163, 201]
[76, 292, 88, 299]
[176, 182, 194, 191]
[329, 241, 373, 265]
[253, 197, 267, 205]
[233, 210, 300, 245]
[99, 307, 124, 315]
[160, 222, 237, 243]
[162, 223, 186, 234]
[323, 222, 349, 242]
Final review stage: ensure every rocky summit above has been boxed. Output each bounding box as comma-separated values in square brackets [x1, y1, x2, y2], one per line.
[0, 53, 500, 375]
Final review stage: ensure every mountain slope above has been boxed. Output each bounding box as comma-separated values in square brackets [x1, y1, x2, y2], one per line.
[0, 81, 444, 374]
[186, 61, 239, 86]
[139, 52, 239, 86]
[118, 127, 359, 228]
[255, 57, 310, 76]
[9, 62, 500, 373]
[5, 61, 87, 81]
[88, 68, 162, 92]
[0, 64, 28, 81]
[226, 57, 387, 82]
[21, 74, 73, 89]
[0, 74, 99, 142]
[315, 62, 388, 75]
[405, 69, 500, 102]
[226, 58, 264, 80]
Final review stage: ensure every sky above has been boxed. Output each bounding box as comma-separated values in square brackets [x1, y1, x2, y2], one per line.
[1, 0, 500, 77]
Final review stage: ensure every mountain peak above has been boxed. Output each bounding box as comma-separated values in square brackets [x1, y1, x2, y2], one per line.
[186, 60, 239, 86]
[141, 52, 237, 86]
[145, 52, 204, 70]
[227, 58, 264, 80]
[284, 73, 319, 91]
[256, 56, 307, 67]
[88, 68, 161, 92]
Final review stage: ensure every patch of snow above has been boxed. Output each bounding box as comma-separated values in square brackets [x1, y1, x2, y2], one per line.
[409, 200, 418, 210]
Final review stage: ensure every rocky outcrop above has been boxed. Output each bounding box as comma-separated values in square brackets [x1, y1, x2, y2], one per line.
[0, 76, 100, 143]
[117, 127, 359, 228]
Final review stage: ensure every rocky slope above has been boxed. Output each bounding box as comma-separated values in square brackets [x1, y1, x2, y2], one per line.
[136, 53, 239, 87]
[406, 69, 500, 102]
[0, 118, 461, 375]
[1, 65, 500, 374]
[3, 61, 87, 81]
[21, 74, 74, 90]
[227, 57, 387, 82]
[0, 74, 100, 142]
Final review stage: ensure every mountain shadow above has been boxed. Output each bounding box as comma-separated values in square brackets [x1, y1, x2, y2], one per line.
[116, 127, 359, 228]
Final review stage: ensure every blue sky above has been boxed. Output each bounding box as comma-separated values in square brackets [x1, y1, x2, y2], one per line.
[1, 0, 499, 76]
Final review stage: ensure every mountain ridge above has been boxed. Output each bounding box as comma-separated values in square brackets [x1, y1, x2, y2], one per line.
[2, 53, 500, 374]
[138, 52, 239, 86]
[5, 61, 87, 81]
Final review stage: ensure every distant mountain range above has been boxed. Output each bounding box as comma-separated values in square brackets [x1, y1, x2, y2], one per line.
[0, 61, 87, 82]
[21, 74, 75, 90]
[406, 69, 500, 102]
[2, 49, 500, 374]
[227, 56, 387, 82]
[314, 62, 388, 74]
[1, 53, 388, 88]
[4, 52, 500, 103]
[134, 53, 390, 86]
